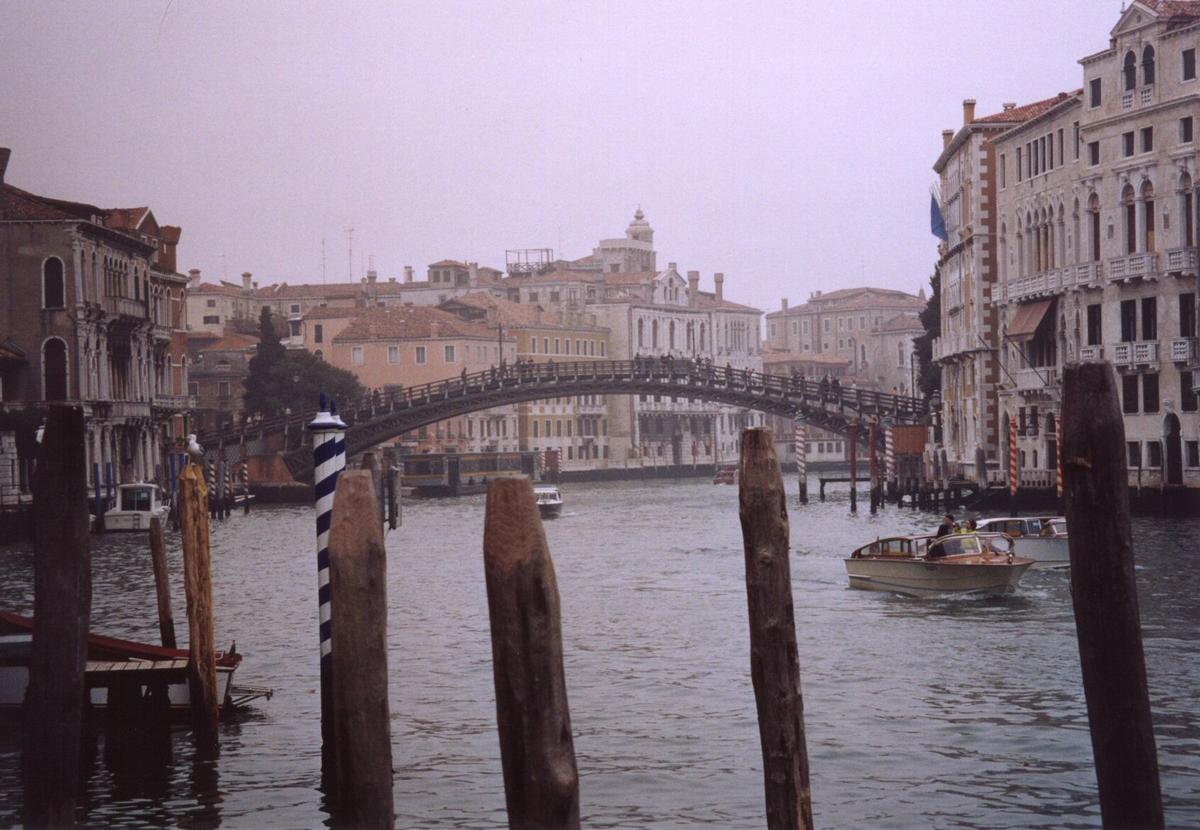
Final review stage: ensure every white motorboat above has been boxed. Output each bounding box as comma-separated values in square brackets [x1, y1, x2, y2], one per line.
[101, 482, 170, 532]
[973, 516, 1069, 569]
[534, 485, 563, 518]
[845, 533, 1034, 598]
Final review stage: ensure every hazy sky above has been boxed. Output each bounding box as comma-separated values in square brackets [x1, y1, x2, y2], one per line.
[3, 1, 1123, 312]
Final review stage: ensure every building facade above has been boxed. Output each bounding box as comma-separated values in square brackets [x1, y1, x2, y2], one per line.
[989, 0, 1200, 490]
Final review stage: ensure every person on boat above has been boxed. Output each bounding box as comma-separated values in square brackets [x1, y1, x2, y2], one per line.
[935, 514, 956, 539]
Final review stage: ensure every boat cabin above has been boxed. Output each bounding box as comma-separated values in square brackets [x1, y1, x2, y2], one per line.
[118, 483, 164, 513]
[975, 517, 1065, 539]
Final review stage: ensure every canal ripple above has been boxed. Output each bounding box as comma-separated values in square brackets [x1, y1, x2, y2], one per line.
[0, 477, 1197, 828]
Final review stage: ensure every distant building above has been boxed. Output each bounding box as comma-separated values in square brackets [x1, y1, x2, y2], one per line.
[186, 330, 257, 434]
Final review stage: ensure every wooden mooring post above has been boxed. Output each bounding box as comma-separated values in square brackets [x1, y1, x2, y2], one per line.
[868, 420, 879, 515]
[738, 428, 814, 830]
[178, 463, 220, 754]
[1062, 363, 1163, 829]
[482, 477, 580, 830]
[328, 470, 393, 829]
[24, 405, 91, 827]
[148, 516, 177, 649]
[848, 422, 858, 513]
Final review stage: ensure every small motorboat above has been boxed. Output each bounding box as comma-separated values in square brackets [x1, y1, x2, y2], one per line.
[534, 485, 563, 518]
[0, 611, 267, 715]
[845, 533, 1034, 598]
[973, 516, 1069, 569]
[101, 482, 170, 532]
[713, 465, 737, 485]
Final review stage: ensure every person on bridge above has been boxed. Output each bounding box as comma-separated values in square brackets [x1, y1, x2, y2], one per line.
[831, 377, 841, 399]
[820, 375, 830, 400]
[461, 367, 467, 384]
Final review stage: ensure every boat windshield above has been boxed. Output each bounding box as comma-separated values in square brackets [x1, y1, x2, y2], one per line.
[120, 487, 153, 512]
[928, 535, 982, 557]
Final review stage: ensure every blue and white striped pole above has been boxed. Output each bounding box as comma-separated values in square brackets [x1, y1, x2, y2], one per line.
[310, 393, 347, 786]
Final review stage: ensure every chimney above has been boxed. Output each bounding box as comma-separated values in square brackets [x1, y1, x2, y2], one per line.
[1003, 102, 1017, 111]
[469, 262, 479, 284]
[367, 269, 377, 283]
[942, 129, 954, 150]
[404, 265, 413, 283]
[241, 271, 252, 291]
[0, 147, 9, 186]
[188, 268, 201, 286]
[389, 276, 396, 283]
[687, 270, 700, 306]
[714, 272, 724, 303]
[667, 261, 677, 273]
[781, 297, 788, 313]
[962, 98, 976, 125]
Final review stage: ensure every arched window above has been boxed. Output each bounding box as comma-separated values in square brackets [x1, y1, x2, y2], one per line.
[637, 319, 644, 348]
[1142, 45, 1155, 86]
[43, 257, 65, 309]
[314, 349, 323, 361]
[43, 338, 68, 401]
[1122, 183, 1137, 254]
[1088, 193, 1101, 262]
[1181, 173, 1195, 248]
[1141, 180, 1156, 253]
[1072, 198, 1081, 263]
[1123, 51, 1137, 91]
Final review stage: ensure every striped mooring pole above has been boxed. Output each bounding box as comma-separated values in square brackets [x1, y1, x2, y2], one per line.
[884, 425, 896, 498]
[1009, 414, 1019, 496]
[309, 394, 347, 791]
[793, 416, 808, 504]
[1056, 414, 1064, 499]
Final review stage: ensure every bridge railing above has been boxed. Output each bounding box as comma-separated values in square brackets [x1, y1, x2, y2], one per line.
[194, 359, 927, 449]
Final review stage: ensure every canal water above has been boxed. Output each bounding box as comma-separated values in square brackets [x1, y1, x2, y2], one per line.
[1, 477, 1198, 829]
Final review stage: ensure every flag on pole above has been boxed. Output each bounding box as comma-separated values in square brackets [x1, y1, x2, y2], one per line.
[930, 190, 949, 241]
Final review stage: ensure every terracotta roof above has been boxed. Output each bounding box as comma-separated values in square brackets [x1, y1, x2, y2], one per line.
[0, 183, 98, 221]
[439, 292, 540, 325]
[604, 271, 658, 285]
[104, 207, 150, 232]
[191, 282, 246, 297]
[766, 288, 923, 318]
[333, 306, 507, 343]
[302, 305, 360, 320]
[428, 259, 468, 268]
[878, 313, 923, 333]
[504, 269, 606, 285]
[974, 93, 1076, 125]
[202, 332, 258, 351]
[1144, 0, 1200, 19]
[694, 291, 762, 313]
[257, 282, 362, 299]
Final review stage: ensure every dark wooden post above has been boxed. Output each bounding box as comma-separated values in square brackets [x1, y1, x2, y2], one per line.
[737, 428, 814, 830]
[178, 463, 220, 754]
[148, 517, 177, 649]
[848, 422, 858, 513]
[868, 421, 879, 515]
[24, 406, 91, 827]
[1062, 364, 1163, 830]
[482, 477, 580, 830]
[328, 471, 394, 829]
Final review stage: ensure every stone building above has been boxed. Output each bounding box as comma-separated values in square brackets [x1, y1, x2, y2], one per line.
[0, 147, 190, 489]
[989, 0, 1200, 490]
[186, 330, 257, 434]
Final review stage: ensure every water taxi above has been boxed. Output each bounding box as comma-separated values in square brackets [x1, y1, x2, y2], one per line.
[101, 482, 170, 532]
[845, 533, 1034, 598]
[973, 516, 1069, 569]
[534, 484, 563, 518]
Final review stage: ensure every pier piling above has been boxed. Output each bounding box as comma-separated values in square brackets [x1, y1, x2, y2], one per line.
[848, 422, 858, 513]
[178, 463, 220, 754]
[328, 470, 394, 829]
[148, 516, 177, 649]
[482, 477, 580, 830]
[24, 405, 91, 827]
[738, 428, 814, 830]
[1062, 363, 1164, 829]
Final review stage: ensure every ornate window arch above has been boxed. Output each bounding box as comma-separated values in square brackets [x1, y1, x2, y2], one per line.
[43, 337, 69, 401]
[1142, 45, 1156, 86]
[43, 256, 65, 309]
[1123, 50, 1137, 91]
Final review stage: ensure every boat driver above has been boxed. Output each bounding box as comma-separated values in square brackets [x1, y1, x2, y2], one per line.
[935, 514, 956, 539]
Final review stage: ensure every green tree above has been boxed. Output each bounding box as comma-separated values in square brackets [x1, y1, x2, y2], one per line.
[243, 308, 365, 417]
[912, 267, 941, 400]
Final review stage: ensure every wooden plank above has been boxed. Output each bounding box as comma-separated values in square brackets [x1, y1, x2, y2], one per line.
[738, 428, 814, 830]
[24, 405, 91, 827]
[483, 476, 580, 830]
[1062, 364, 1164, 829]
[179, 463, 220, 753]
[328, 470, 394, 829]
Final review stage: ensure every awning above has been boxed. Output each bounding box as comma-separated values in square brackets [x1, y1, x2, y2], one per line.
[1007, 300, 1053, 342]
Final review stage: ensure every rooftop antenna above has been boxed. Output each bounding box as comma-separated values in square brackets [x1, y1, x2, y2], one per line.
[221, 253, 227, 281]
[368, 253, 375, 273]
[345, 227, 354, 281]
[321, 237, 327, 283]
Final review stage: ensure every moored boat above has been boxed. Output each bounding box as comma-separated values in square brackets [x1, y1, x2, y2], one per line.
[534, 484, 563, 518]
[101, 482, 170, 532]
[845, 533, 1034, 598]
[713, 465, 737, 485]
[0, 611, 266, 714]
[973, 516, 1069, 569]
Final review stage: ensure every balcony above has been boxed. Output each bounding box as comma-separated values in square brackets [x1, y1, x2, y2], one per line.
[1121, 91, 1134, 110]
[1107, 252, 1160, 283]
[1165, 247, 1198, 277]
[1006, 270, 1067, 303]
[1069, 261, 1102, 289]
[1078, 345, 1104, 362]
[152, 393, 196, 410]
[1015, 366, 1059, 392]
[1113, 341, 1160, 367]
[1170, 337, 1199, 363]
[104, 295, 149, 320]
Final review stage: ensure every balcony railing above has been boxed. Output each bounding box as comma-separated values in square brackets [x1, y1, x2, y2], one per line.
[1070, 261, 1102, 288]
[1170, 337, 1199, 363]
[1015, 366, 1059, 391]
[104, 295, 148, 319]
[1108, 252, 1159, 282]
[1140, 85, 1153, 105]
[1166, 246, 1198, 276]
[1078, 345, 1104, 362]
[152, 393, 196, 409]
[1113, 341, 1160, 366]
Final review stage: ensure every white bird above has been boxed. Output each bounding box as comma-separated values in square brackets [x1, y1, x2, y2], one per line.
[186, 434, 205, 466]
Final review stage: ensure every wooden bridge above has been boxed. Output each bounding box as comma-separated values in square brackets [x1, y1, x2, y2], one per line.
[194, 359, 928, 481]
